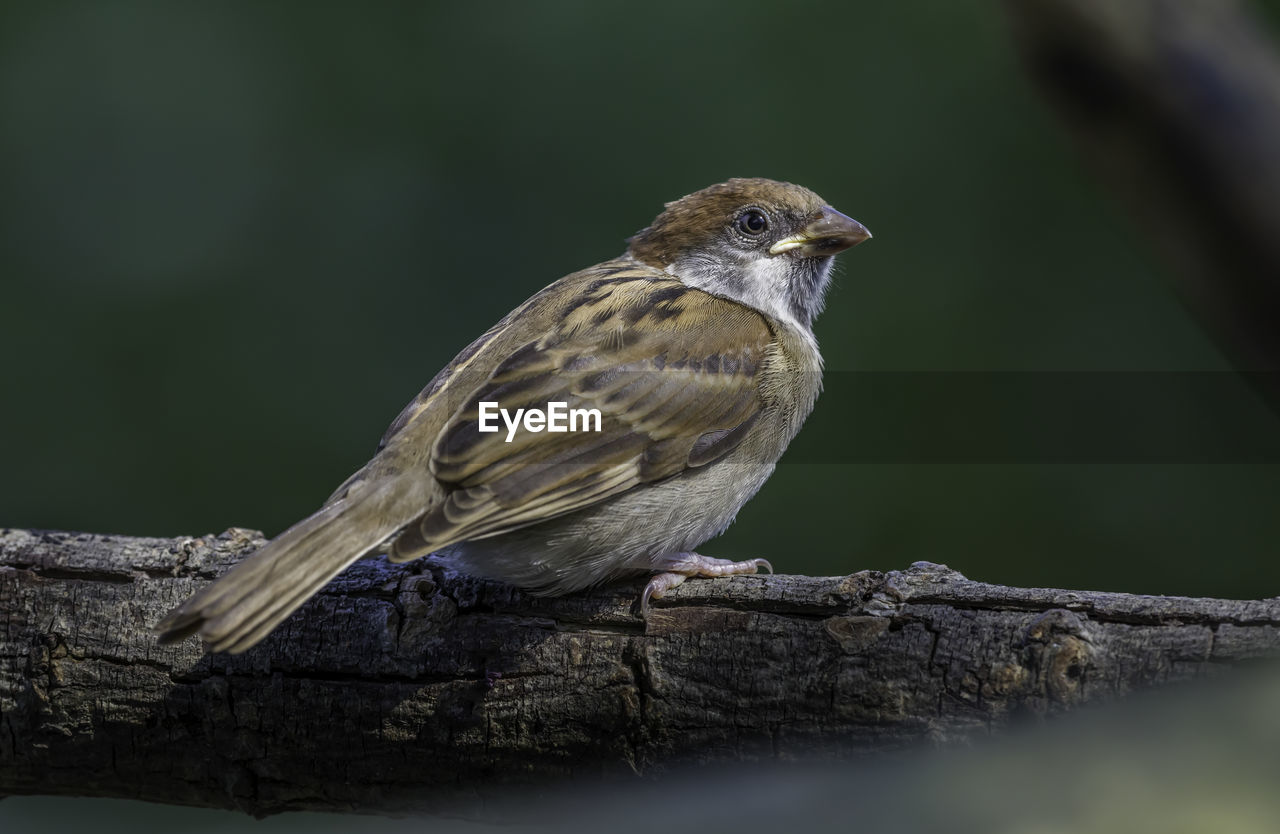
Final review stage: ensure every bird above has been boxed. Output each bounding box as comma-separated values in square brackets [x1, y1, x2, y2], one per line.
[155, 178, 871, 653]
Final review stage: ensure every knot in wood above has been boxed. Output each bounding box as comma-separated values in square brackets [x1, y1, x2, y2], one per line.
[823, 615, 891, 653]
[394, 573, 456, 646]
[1022, 608, 1094, 704]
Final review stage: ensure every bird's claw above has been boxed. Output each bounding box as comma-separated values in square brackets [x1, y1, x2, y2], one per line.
[639, 554, 773, 618]
[641, 571, 688, 617]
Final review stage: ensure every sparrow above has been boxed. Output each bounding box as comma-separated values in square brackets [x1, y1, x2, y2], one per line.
[156, 178, 871, 653]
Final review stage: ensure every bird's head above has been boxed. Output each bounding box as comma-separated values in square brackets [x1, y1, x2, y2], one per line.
[627, 178, 871, 331]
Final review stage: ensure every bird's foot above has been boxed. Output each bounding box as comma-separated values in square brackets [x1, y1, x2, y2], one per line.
[640, 553, 773, 616]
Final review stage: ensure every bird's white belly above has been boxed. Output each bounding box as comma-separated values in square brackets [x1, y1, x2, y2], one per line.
[447, 455, 778, 595]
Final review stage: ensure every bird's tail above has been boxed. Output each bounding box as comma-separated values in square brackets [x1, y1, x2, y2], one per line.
[155, 482, 416, 654]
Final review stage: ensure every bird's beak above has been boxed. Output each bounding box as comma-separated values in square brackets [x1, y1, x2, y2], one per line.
[769, 207, 872, 256]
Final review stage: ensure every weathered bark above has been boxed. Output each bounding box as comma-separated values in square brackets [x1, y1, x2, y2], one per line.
[2, 526, 1279, 817]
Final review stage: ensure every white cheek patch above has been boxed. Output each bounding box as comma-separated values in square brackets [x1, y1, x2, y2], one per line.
[669, 250, 794, 319]
[665, 247, 831, 340]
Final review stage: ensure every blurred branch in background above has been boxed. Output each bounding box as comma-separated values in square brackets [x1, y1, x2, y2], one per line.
[4, 527, 1280, 816]
[1007, 0, 1280, 405]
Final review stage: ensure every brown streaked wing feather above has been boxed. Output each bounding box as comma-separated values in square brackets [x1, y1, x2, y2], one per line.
[393, 281, 774, 557]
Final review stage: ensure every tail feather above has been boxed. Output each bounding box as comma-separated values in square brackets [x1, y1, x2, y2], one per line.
[155, 483, 415, 653]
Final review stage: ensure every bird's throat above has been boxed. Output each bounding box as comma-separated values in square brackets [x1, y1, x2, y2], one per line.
[787, 255, 835, 329]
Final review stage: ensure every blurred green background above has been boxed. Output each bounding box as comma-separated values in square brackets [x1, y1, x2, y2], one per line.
[3, 0, 1279, 606]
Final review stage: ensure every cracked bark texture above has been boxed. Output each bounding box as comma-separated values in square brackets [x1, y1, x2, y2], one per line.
[2, 527, 1280, 816]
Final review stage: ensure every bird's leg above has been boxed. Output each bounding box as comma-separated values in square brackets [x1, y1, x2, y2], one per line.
[640, 553, 773, 615]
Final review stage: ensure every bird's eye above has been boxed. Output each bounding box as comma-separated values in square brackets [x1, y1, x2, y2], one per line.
[737, 209, 769, 236]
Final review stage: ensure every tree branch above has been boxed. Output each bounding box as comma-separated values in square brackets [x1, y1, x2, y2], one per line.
[1006, 0, 1280, 397]
[3, 527, 1279, 816]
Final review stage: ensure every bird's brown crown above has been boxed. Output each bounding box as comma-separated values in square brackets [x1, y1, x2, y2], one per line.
[627, 178, 829, 270]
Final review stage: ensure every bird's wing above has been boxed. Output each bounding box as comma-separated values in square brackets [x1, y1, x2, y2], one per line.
[389, 274, 775, 558]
